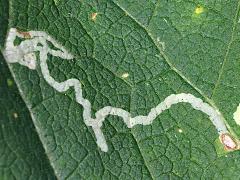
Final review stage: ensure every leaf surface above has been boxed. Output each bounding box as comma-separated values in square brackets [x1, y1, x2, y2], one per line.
[1, 0, 240, 179]
[0, 54, 57, 179]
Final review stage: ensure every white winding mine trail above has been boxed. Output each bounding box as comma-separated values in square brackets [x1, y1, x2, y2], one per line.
[2, 28, 239, 152]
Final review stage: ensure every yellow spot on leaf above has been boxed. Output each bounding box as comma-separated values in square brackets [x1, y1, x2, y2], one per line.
[13, 112, 18, 119]
[178, 129, 183, 133]
[194, 5, 204, 15]
[121, 73, 129, 78]
[91, 13, 98, 21]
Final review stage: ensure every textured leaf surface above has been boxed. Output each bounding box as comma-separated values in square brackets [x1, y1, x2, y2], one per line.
[0, 54, 56, 180]
[1, 0, 240, 179]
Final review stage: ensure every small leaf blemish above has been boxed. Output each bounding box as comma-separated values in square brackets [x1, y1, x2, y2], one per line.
[163, 18, 168, 23]
[13, 112, 18, 119]
[178, 129, 183, 133]
[16, 30, 31, 38]
[194, 5, 204, 15]
[91, 12, 98, 21]
[220, 133, 238, 151]
[121, 73, 129, 78]
[157, 37, 165, 51]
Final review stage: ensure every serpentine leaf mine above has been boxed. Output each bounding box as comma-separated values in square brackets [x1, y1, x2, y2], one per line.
[3, 28, 239, 152]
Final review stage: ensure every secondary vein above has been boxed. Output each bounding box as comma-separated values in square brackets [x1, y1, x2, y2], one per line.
[211, 0, 240, 98]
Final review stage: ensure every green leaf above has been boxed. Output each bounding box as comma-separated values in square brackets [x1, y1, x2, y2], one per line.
[0, 0, 8, 47]
[1, 0, 240, 179]
[0, 54, 57, 179]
